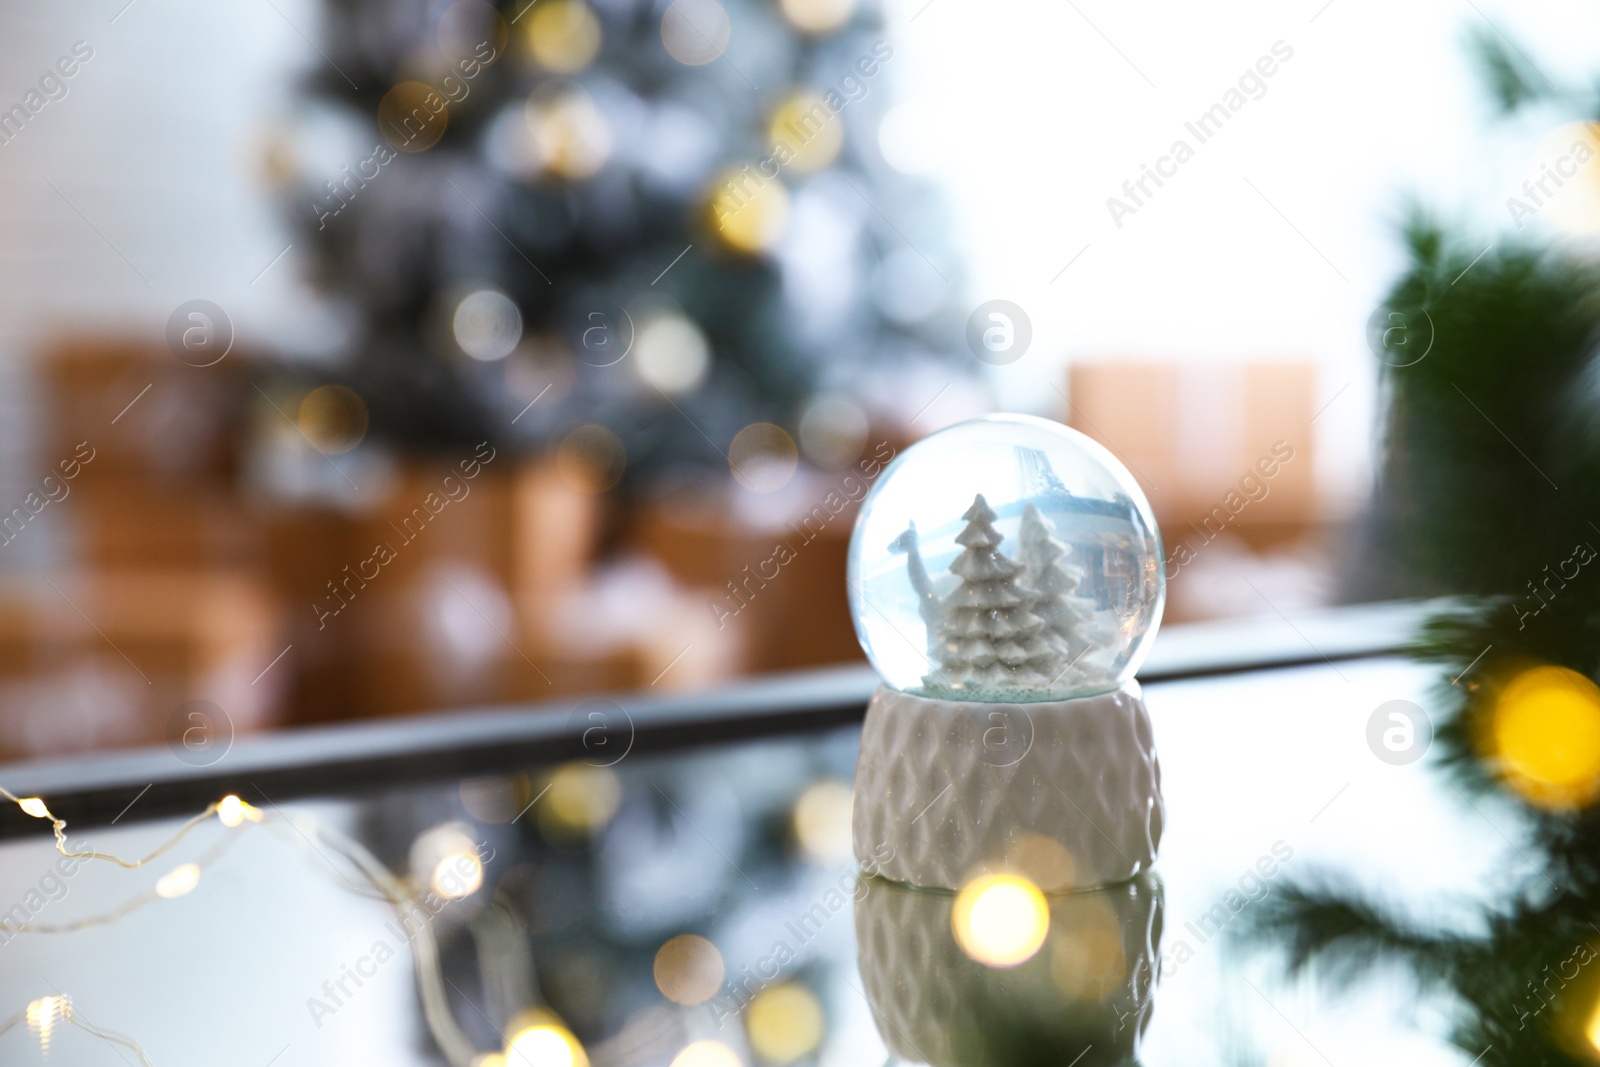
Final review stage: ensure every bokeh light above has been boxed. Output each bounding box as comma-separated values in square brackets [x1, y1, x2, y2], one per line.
[778, 0, 855, 33]
[298, 385, 369, 454]
[410, 822, 484, 900]
[460, 774, 533, 824]
[1491, 664, 1600, 809]
[454, 289, 524, 361]
[661, 0, 731, 66]
[379, 81, 449, 153]
[216, 794, 261, 828]
[797, 395, 867, 468]
[1002, 832, 1079, 891]
[635, 312, 710, 394]
[706, 168, 789, 253]
[556, 424, 626, 493]
[540, 763, 623, 836]
[728, 422, 798, 492]
[524, 0, 602, 73]
[791, 779, 853, 864]
[156, 863, 201, 899]
[506, 1010, 589, 1067]
[1527, 122, 1600, 234]
[877, 103, 938, 174]
[528, 88, 612, 180]
[746, 983, 824, 1062]
[438, 0, 508, 65]
[668, 1040, 742, 1067]
[432, 852, 485, 900]
[767, 94, 843, 173]
[951, 873, 1050, 968]
[26, 996, 67, 1053]
[1048, 894, 1127, 1000]
[872, 246, 944, 324]
[653, 933, 725, 1005]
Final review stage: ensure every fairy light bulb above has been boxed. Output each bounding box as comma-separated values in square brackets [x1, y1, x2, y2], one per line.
[156, 864, 201, 899]
[27, 995, 69, 1053]
[217, 795, 261, 827]
[18, 797, 50, 819]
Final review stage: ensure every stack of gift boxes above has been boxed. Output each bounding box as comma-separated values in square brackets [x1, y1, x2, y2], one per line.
[0, 341, 1327, 759]
[0, 338, 875, 759]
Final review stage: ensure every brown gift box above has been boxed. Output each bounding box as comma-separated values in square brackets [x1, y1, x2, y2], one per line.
[41, 337, 244, 484]
[1064, 361, 1318, 548]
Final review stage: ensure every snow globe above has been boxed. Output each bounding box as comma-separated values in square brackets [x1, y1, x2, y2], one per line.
[848, 414, 1165, 891]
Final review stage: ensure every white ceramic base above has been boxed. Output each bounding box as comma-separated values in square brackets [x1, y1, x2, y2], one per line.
[852, 682, 1162, 891]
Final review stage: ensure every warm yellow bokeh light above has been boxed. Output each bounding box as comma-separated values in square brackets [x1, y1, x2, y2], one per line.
[778, 0, 855, 33]
[472, 1055, 508, 1067]
[1049, 895, 1128, 1001]
[706, 168, 789, 254]
[1525, 122, 1600, 234]
[653, 933, 725, 1005]
[768, 95, 843, 173]
[792, 780, 853, 865]
[728, 422, 798, 492]
[556, 424, 626, 493]
[506, 1011, 589, 1067]
[26, 995, 67, 1053]
[298, 385, 369, 454]
[380, 81, 449, 152]
[525, 0, 603, 72]
[528, 88, 612, 180]
[432, 853, 485, 900]
[217, 794, 262, 828]
[156, 863, 202, 900]
[1002, 833, 1079, 892]
[952, 873, 1050, 968]
[746, 983, 824, 1063]
[669, 1039, 742, 1067]
[1492, 665, 1600, 809]
[541, 763, 623, 836]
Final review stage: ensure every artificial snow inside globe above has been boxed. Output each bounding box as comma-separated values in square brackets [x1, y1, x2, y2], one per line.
[848, 414, 1167, 893]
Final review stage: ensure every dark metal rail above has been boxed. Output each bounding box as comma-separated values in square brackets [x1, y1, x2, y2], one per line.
[0, 600, 1426, 836]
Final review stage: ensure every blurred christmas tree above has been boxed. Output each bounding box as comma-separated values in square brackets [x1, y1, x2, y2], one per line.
[283, 0, 967, 491]
[1248, 24, 1600, 1067]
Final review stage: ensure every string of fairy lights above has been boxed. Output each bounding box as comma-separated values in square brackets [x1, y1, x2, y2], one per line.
[0, 786, 557, 1067]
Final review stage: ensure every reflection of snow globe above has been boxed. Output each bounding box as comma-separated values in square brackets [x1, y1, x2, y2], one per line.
[848, 415, 1166, 891]
[855, 873, 1163, 1067]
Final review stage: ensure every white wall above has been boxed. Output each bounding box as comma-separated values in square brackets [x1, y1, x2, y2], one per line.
[880, 0, 1600, 509]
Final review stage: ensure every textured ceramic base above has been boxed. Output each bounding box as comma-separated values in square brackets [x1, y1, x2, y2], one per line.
[855, 874, 1163, 1067]
[852, 683, 1162, 891]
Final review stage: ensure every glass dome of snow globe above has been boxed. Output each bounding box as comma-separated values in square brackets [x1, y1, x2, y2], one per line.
[848, 414, 1164, 703]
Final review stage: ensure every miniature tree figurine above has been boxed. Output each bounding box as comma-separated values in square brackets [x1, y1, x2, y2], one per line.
[1019, 503, 1105, 674]
[926, 495, 1063, 694]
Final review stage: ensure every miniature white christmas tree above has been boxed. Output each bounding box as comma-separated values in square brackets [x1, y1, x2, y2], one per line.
[1019, 503, 1106, 674]
[926, 494, 1062, 694]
